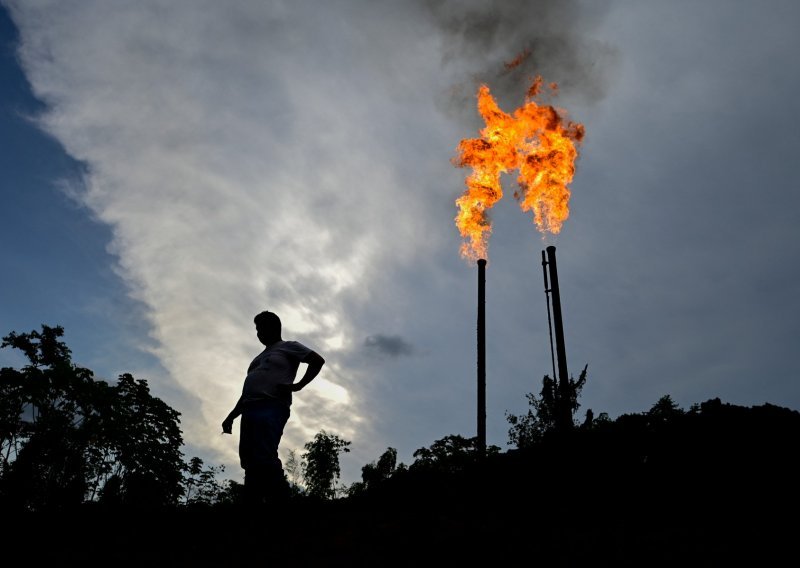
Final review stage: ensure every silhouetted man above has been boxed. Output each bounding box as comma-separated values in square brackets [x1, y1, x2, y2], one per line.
[222, 310, 325, 506]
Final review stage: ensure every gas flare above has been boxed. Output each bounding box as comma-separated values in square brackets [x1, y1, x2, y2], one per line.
[453, 76, 584, 260]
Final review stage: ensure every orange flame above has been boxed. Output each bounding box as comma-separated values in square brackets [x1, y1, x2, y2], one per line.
[453, 77, 584, 261]
[503, 48, 531, 71]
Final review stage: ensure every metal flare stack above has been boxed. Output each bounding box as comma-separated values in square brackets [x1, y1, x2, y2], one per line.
[542, 245, 572, 432]
[477, 258, 486, 457]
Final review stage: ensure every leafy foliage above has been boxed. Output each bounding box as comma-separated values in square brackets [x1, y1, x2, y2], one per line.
[98, 373, 186, 506]
[182, 457, 227, 506]
[346, 446, 402, 496]
[1, 325, 105, 508]
[506, 364, 589, 448]
[362, 446, 398, 486]
[284, 448, 305, 497]
[301, 430, 351, 500]
[647, 394, 685, 424]
[411, 434, 499, 474]
[0, 325, 217, 509]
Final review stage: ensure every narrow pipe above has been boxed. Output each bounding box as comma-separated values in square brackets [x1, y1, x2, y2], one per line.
[545, 246, 568, 385]
[477, 258, 487, 458]
[545, 246, 570, 431]
[541, 251, 557, 385]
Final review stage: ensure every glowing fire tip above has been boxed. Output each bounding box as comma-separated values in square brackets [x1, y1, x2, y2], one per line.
[453, 76, 584, 261]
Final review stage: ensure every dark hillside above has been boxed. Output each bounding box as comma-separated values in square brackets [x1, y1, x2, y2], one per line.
[7, 399, 799, 566]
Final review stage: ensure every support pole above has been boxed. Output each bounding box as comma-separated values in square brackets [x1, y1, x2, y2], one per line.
[545, 246, 571, 432]
[477, 258, 486, 458]
[542, 250, 557, 386]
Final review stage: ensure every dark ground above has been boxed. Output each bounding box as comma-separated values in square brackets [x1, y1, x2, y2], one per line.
[8, 400, 800, 566]
[10, 463, 795, 567]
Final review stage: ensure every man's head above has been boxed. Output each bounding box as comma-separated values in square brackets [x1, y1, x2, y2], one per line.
[254, 311, 282, 345]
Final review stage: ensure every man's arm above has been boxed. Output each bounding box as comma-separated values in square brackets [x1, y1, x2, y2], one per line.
[289, 351, 325, 392]
[221, 396, 244, 434]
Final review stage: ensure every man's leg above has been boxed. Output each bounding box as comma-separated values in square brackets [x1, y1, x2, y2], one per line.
[243, 466, 269, 507]
[240, 400, 291, 505]
[259, 400, 291, 503]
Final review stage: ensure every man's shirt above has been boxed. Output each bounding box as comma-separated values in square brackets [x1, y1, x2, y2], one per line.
[241, 340, 312, 406]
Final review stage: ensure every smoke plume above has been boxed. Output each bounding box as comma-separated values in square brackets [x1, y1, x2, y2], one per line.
[424, 0, 618, 119]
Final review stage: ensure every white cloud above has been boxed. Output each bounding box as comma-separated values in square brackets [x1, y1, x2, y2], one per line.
[6, 0, 457, 480]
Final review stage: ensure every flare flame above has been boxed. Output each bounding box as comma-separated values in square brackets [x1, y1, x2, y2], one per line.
[453, 77, 584, 260]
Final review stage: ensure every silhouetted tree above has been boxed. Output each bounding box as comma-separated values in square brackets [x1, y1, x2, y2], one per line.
[0, 325, 96, 508]
[647, 394, 684, 425]
[363, 447, 397, 486]
[347, 446, 401, 496]
[284, 448, 305, 497]
[100, 373, 185, 506]
[301, 430, 351, 500]
[215, 478, 245, 505]
[410, 434, 499, 474]
[506, 364, 589, 448]
[0, 325, 204, 509]
[0, 350, 27, 477]
[582, 409, 611, 430]
[182, 457, 226, 505]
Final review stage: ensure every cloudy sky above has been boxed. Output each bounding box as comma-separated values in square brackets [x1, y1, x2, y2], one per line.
[2, 0, 799, 487]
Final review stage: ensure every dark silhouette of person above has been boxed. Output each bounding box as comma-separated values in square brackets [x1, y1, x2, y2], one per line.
[222, 310, 325, 506]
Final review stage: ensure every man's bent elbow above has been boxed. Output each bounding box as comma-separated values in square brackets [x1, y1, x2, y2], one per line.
[305, 351, 325, 366]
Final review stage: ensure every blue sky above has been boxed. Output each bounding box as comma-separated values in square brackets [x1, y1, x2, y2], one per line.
[2, 0, 800, 487]
[0, 8, 157, 374]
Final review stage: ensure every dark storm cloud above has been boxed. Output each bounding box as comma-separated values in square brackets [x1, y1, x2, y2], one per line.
[364, 334, 415, 358]
[424, 0, 618, 115]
